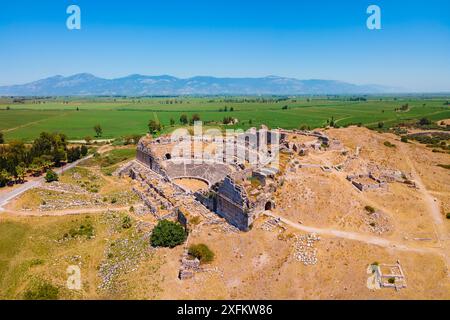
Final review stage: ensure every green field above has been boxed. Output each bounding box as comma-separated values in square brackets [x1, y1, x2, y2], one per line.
[1, 97, 449, 142]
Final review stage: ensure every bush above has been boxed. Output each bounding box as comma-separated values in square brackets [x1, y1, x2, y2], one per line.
[44, 169, 58, 183]
[190, 216, 201, 225]
[188, 243, 215, 264]
[67, 222, 94, 239]
[150, 220, 187, 248]
[446, 213, 450, 220]
[383, 141, 396, 148]
[400, 136, 408, 143]
[122, 215, 132, 229]
[365, 206, 376, 214]
[24, 281, 59, 300]
[418, 118, 431, 126]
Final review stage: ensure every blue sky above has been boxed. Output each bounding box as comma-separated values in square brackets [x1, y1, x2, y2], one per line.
[0, 0, 449, 91]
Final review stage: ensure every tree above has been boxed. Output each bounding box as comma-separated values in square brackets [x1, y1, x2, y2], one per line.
[80, 145, 88, 156]
[223, 116, 234, 125]
[179, 114, 188, 125]
[84, 136, 93, 144]
[31, 132, 68, 166]
[94, 125, 102, 138]
[150, 220, 187, 248]
[329, 116, 335, 127]
[0, 132, 4, 144]
[67, 147, 81, 163]
[418, 118, 431, 126]
[15, 164, 26, 183]
[148, 120, 162, 134]
[378, 122, 384, 129]
[190, 114, 201, 125]
[170, 118, 175, 126]
[230, 107, 234, 112]
[0, 169, 12, 187]
[44, 169, 58, 183]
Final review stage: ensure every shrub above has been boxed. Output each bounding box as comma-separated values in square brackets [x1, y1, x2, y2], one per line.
[67, 222, 94, 239]
[446, 213, 450, 220]
[365, 206, 376, 214]
[122, 216, 132, 229]
[400, 136, 408, 143]
[190, 216, 201, 225]
[150, 220, 187, 248]
[44, 169, 58, 183]
[80, 145, 88, 156]
[388, 278, 396, 284]
[29, 258, 45, 267]
[418, 118, 431, 126]
[24, 281, 59, 300]
[383, 141, 396, 148]
[188, 243, 215, 264]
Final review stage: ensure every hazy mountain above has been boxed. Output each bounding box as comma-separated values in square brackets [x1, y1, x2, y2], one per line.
[0, 73, 396, 96]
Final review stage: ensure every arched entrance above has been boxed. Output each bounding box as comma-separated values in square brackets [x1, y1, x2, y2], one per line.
[265, 201, 273, 211]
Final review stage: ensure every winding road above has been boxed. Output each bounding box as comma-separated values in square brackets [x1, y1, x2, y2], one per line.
[0, 155, 93, 211]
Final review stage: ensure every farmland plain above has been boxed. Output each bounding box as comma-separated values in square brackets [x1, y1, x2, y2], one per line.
[0, 97, 449, 142]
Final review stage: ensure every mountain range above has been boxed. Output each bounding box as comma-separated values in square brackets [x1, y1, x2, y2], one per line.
[0, 73, 397, 96]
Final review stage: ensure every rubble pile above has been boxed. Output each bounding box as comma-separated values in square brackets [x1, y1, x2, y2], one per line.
[40, 181, 87, 194]
[98, 232, 152, 292]
[364, 210, 391, 235]
[260, 217, 282, 232]
[293, 233, 320, 266]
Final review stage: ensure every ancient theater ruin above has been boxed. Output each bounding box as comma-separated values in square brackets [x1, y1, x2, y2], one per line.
[116, 125, 285, 231]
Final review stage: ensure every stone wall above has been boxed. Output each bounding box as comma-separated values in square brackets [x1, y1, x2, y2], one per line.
[216, 176, 252, 231]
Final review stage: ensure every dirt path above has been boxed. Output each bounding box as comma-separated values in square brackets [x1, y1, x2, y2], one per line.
[265, 211, 440, 255]
[3, 205, 131, 217]
[396, 143, 450, 269]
